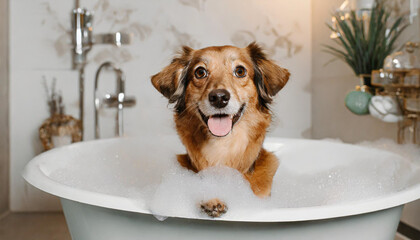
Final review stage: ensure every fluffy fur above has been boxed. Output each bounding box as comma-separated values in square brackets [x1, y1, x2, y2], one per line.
[151, 42, 290, 217]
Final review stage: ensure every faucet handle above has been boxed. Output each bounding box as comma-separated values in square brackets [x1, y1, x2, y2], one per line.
[102, 94, 136, 108]
[94, 32, 132, 47]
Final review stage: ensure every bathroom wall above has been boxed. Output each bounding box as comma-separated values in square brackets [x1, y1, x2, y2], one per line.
[0, 0, 10, 216]
[311, 0, 420, 231]
[9, 0, 312, 211]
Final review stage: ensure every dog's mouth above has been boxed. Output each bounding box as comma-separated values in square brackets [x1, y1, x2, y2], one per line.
[198, 104, 246, 137]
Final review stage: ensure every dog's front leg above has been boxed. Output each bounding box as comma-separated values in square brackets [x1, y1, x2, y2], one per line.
[244, 148, 279, 198]
[177, 154, 227, 217]
[177, 154, 198, 172]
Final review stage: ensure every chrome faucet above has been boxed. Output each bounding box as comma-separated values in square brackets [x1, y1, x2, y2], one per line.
[71, 4, 132, 139]
[71, 8, 131, 68]
[94, 62, 136, 139]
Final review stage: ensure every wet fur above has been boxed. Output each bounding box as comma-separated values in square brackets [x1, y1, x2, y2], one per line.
[151, 42, 289, 217]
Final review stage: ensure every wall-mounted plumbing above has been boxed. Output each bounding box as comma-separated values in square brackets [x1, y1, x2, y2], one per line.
[71, 2, 132, 139]
[71, 8, 93, 70]
[94, 62, 136, 139]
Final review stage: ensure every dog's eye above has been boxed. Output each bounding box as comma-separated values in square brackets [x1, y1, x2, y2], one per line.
[234, 66, 247, 78]
[194, 67, 208, 79]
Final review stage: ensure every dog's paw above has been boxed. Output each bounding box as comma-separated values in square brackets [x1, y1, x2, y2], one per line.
[200, 199, 228, 218]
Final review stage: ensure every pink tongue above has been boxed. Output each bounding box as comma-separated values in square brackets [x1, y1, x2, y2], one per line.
[207, 116, 232, 137]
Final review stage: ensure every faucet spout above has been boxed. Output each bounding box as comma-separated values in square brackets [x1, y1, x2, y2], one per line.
[94, 32, 132, 47]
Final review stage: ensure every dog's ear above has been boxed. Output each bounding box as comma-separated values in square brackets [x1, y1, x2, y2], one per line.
[247, 42, 290, 108]
[151, 46, 193, 100]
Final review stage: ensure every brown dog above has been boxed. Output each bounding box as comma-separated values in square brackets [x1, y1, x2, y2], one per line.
[151, 42, 290, 217]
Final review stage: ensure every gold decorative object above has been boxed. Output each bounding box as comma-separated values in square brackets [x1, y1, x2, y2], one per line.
[371, 42, 420, 144]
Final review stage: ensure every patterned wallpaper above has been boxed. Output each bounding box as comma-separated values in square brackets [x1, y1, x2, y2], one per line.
[42, 0, 304, 63]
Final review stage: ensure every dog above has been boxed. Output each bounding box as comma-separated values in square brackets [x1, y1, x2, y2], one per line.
[151, 42, 290, 217]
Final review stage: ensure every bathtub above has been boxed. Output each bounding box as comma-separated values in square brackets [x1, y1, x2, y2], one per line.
[23, 137, 420, 240]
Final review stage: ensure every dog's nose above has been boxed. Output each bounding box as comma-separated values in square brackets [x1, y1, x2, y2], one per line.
[208, 89, 230, 108]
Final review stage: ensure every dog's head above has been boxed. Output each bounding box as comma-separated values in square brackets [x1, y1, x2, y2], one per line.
[151, 42, 290, 137]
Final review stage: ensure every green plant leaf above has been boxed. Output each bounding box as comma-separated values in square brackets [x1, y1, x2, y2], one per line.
[323, 2, 408, 76]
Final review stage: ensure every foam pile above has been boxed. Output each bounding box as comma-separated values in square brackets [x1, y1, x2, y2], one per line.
[358, 138, 420, 164]
[48, 137, 420, 220]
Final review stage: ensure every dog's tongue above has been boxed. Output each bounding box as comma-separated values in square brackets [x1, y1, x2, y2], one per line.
[208, 116, 232, 137]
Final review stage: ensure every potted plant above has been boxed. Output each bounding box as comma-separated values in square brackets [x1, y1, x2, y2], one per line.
[324, 1, 408, 90]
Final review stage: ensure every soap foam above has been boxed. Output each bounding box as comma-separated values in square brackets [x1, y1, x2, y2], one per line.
[48, 138, 419, 220]
[148, 164, 265, 220]
[358, 138, 420, 164]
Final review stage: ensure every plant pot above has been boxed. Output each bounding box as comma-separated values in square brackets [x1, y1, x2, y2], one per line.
[358, 74, 378, 94]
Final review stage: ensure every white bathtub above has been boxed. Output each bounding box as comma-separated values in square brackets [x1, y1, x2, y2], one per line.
[23, 137, 420, 240]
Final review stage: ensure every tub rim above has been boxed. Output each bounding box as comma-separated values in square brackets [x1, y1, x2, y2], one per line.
[22, 137, 420, 223]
